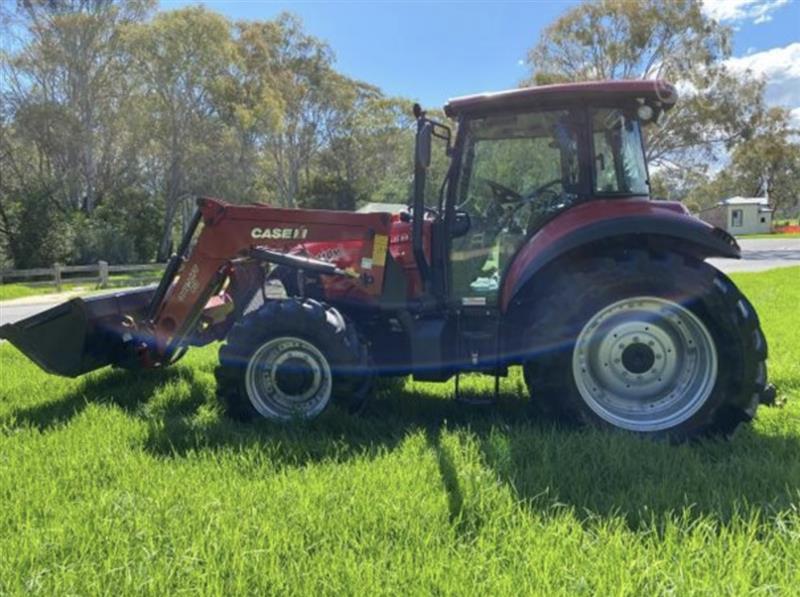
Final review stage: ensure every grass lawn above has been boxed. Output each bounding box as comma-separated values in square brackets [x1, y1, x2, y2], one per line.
[0, 284, 47, 301]
[0, 270, 162, 302]
[1, 267, 798, 594]
[736, 232, 800, 240]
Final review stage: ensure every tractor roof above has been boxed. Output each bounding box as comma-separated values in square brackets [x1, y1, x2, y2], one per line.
[444, 79, 677, 118]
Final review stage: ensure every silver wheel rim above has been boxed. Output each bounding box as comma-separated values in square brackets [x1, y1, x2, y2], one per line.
[245, 337, 332, 420]
[571, 296, 718, 432]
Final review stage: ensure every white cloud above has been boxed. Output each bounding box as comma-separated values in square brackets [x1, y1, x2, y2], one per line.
[790, 107, 800, 128]
[702, 0, 789, 24]
[726, 43, 800, 118]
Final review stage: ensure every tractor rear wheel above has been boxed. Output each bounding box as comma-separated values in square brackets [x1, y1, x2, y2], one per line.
[522, 250, 769, 440]
[216, 298, 372, 421]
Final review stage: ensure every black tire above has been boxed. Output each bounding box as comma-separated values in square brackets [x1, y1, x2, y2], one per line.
[520, 249, 768, 440]
[215, 298, 372, 421]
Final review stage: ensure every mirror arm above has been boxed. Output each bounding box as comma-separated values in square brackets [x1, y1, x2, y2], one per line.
[411, 103, 452, 299]
[412, 113, 432, 291]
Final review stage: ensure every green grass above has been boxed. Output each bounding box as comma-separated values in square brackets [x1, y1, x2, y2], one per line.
[0, 283, 46, 301]
[0, 270, 162, 301]
[1, 268, 798, 594]
[736, 232, 800, 239]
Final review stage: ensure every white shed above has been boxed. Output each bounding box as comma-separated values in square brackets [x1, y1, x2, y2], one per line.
[699, 197, 773, 235]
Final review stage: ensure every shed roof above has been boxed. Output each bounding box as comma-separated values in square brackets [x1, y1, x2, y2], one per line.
[721, 197, 770, 206]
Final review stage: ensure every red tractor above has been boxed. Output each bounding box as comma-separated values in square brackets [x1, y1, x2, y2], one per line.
[1, 80, 774, 439]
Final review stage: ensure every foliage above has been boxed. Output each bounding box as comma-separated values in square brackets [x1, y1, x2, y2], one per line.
[297, 176, 363, 211]
[0, 4, 416, 267]
[0, 267, 798, 593]
[722, 108, 800, 218]
[678, 108, 800, 215]
[72, 189, 164, 264]
[1, 0, 156, 212]
[1, 184, 76, 269]
[123, 6, 237, 259]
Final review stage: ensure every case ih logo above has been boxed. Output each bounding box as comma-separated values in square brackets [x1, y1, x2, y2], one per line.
[251, 226, 309, 240]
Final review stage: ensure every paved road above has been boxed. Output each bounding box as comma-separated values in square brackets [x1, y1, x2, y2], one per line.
[1, 239, 798, 329]
[707, 238, 800, 273]
[0, 292, 81, 329]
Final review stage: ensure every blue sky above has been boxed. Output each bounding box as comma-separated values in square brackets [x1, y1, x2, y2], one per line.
[160, 0, 800, 118]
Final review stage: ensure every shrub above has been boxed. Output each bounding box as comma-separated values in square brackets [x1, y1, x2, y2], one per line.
[72, 190, 163, 264]
[3, 187, 76, 269]
[296, 176, 365, 211]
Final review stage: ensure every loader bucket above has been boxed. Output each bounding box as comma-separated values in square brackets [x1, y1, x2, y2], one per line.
[0, 286, 156, 377]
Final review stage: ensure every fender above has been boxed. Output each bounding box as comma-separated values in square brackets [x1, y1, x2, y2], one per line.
[500, 199, 740, 312]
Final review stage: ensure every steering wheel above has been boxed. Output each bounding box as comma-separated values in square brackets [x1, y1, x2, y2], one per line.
[481, 177, 568, 230]
[484, 177, 564, 205]
[522, 178, 562, 201]
[483, 178, 522, 205]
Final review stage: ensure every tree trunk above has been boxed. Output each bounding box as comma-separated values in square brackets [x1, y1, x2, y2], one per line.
[157, 151, 184, 262]
[157, 199, 180, 262]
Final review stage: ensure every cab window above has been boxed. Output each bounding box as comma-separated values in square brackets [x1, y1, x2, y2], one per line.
[592, 109, 648, 195]
[451, 109, 580, 302]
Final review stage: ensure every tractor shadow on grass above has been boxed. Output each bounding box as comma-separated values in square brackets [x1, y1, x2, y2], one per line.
[9, 366, 799, 528]
[5, 367, 192, 431]
[145, 370, 800, 527]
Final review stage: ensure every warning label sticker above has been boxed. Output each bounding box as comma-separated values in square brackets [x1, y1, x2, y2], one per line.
[372, 234, 388, 267]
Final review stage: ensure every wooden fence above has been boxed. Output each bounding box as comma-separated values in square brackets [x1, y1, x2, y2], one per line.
[0, 262, 164, 291]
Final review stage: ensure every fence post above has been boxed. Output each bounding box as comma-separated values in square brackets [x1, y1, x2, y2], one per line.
[98, 260, 109, 288]
[54, 263, 62, 292]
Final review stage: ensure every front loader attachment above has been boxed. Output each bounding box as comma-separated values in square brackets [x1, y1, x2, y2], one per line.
[0, 286, 155, 377]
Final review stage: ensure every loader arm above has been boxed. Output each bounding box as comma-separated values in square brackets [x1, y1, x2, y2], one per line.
[147, 197, 392, 357]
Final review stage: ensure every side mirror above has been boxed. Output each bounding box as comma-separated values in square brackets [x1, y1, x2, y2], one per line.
[416, 121, 432, 170]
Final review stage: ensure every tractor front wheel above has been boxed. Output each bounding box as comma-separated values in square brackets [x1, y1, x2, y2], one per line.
[216, 299, 372, 421]
[522, 250, 769, 439]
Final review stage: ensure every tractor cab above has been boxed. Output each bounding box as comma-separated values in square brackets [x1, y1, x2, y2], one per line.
[411, 80, 677, 310]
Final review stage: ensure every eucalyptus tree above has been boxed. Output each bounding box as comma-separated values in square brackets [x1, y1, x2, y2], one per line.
[123, 6, 234, 259]
[524, 0, 765, 184]
[681, 108, 800, 216]
[316, 81, 414, 204]
[1, 0, 154, 212]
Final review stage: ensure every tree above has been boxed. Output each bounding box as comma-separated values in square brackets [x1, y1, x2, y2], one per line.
[681, 108, 800, 217]
[250, 14, 344, 207]
[221, 14, 414, 209]
[123, 6, 234, 259]
[316, 84, 414, 205]
[0, 5, 418, 267]
[523, 0, 765, 184]
[297, 175, 362, 211]
[725, 108, 800, 219]
[1, 0, 154, 212]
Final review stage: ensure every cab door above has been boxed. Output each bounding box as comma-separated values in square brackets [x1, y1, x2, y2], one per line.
[448, 109, 581, 307]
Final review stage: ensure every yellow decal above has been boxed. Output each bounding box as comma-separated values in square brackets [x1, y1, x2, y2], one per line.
[372, 234, 388, 267]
